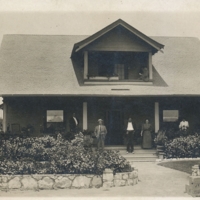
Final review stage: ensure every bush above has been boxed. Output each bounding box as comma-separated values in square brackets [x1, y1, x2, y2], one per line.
[0, 133, 132, 175]
[164, 134, 200, 158]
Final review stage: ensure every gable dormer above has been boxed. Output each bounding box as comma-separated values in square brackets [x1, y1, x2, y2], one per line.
[71, 19, 164, 85]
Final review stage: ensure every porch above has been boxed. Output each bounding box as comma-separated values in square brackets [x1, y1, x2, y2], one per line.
[2, 96, 200, 145]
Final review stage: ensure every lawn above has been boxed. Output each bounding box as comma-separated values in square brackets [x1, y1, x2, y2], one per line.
[158, 160, 200, 174]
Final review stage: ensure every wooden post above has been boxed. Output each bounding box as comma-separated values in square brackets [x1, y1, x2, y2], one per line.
[84, 51, 88, 80]
[149, 52, 152, 80]
[155, 102, 159, 133]
[2, 102, 7, 132]
[83, 102, 88, 130]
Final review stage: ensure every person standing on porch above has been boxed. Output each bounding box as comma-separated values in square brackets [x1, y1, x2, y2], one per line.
[141, 119, 152, 149]
[179, 118, 189, 131]
[94, 119, 107, 151]
[126, 118, 135, 154]
[69, 113, 79, 133]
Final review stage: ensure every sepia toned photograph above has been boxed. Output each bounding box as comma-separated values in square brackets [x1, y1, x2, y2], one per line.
[0, 0, 200, 198]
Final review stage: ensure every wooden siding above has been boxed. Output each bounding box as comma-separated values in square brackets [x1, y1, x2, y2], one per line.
[84, 26, 153, 52]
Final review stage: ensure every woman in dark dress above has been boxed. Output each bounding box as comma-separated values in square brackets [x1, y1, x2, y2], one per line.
[141, 119, 152, 149]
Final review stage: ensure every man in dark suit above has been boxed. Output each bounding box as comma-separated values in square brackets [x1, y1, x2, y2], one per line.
[69, 113, 79, 133]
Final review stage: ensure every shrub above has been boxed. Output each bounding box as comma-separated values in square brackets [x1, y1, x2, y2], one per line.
[164, 134, 200, 158]
[0, 132, 132, 175]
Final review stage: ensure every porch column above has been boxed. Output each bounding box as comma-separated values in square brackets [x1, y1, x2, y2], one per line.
[155, 102, 159, 133]
[84, 51, 88, 79]
[149, 52, 153, 80]
[83, 102, 88, 130]
[2, 102, 7, 132]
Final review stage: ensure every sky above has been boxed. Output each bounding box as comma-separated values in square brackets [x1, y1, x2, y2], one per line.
[0, 0, 200, 42]
[0, 0, 200, 118]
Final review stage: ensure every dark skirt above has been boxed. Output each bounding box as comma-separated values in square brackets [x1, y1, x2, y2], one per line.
[142, 130, 152, 148]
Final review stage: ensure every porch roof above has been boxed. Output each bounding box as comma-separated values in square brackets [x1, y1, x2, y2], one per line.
[0, 34, 200, 96]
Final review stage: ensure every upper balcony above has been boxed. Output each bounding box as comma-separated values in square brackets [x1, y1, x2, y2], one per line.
[84, 51, 153, 85]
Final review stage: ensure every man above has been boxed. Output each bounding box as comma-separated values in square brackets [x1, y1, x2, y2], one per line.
[126, 117, 135, 154]
[139, 67, 149, 82]
[69, 113, 79, 133]
[179, 118, 189, 131]
[94, 119, 107, 151]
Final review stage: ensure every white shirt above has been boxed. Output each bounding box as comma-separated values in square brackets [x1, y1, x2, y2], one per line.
[73, 117, 78, 125]
[179, 121, 189, 130]
[127, 122, 134, 131]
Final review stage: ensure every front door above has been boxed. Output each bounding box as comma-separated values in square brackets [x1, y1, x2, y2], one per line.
[105, 110, 124, 145]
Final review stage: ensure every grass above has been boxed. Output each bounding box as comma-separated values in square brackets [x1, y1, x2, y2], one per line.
[158, 160, 200, 174]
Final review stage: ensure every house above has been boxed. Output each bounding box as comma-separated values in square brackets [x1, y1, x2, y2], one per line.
[0, 19, 200, 145]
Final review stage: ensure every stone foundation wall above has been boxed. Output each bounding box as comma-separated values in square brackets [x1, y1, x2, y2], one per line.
[0, 169, 138, 191]
[0, 174, 103, 191]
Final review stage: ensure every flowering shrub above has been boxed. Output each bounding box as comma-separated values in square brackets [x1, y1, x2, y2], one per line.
[0, 134, 68, 161]
[164, 134, 200, 158]
[0, 132, 132, 175]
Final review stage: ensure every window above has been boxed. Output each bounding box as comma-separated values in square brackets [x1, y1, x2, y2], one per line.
[46, 110, 64, 132]
[163, 110, 179, 122]
[47, 110, 64, 122]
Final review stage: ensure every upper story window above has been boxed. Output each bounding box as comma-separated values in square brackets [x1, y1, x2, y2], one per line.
[87, 51, 149, 82]
[83, 50, 152, 85]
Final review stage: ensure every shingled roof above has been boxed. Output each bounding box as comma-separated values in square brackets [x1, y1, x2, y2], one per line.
[0, 34, 200, 96]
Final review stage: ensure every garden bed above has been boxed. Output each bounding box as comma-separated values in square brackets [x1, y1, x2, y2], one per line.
[0, 132, 138, 190]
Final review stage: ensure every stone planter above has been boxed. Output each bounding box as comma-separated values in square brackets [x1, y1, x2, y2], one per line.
[156, 145, 165, 158]
[103, 168, 138, 188]
[186, 176, 200, 197]
[158, 152, 165, 159]
[0, 169, 138, 191]
[186, 165, 200, 197]
[156, 145, 164, 151]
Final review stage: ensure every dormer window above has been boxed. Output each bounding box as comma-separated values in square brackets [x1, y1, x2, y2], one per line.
[71, 19, 164, 85]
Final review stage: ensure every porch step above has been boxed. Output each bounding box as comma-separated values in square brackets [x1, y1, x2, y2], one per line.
[119, 149, 157, 154]
[104, 145, 158, 162]
[129, 159, 157, 163]
[104, 145, 143, 150]
[120, 152, 157, 157]
[123, 155, 157, 162]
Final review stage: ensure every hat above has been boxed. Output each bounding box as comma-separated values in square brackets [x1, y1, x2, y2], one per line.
[98, 119, 103, 122]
